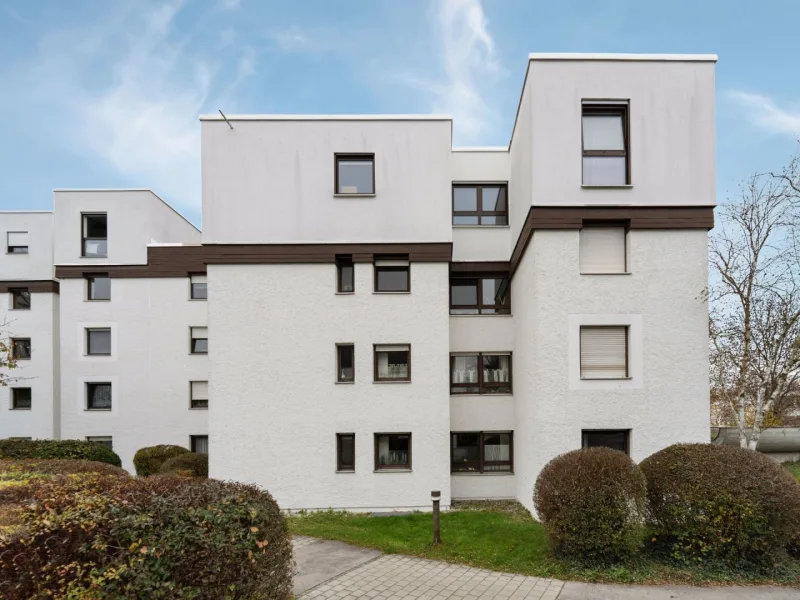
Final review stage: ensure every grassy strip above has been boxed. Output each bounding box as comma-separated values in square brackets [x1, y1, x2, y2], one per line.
[786, 461, 800, 481]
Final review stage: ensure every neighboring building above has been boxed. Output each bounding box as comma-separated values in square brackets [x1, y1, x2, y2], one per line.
[0, 53, 716, 511]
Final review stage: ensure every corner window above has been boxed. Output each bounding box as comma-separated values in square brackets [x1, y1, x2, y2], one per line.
[374, 344, 410, 382]
[335, 153, 374, 195]
[190, 274, 207, 300]
[450, 353, 511, 394]
[374, 256, 409, 292]
[191, 435, 208, 454]
[86, 274, 111, 300]
[86, 328, 111, 356]
[582, 103, 629, 185]
[11, 338, 31, 360]
[336, 256, 354, 293]
[190, 381, 208, 409]
[11, 388, 32, 410]
[10, 288, 30, 310]
[7, 232, 28, 254]
[452, 184, 508, 226]
[86, 382, 112, 410]
[336, 344, 355, 382]
[580, 326, 628, 379]
[337, 433, 355, 472]
[374, 433, 411, 470]
[579, 225, 627, 274]
[451, 431, 513, 473]
[82, 213, 108, 257]
[582, 429, 629, 455]
[87, 436, 113, 449]
[190, 327, 208, 354]
[450, 276, 510, 315]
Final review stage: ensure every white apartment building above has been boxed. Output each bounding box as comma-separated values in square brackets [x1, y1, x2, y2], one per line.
[0, 54, 716, 512]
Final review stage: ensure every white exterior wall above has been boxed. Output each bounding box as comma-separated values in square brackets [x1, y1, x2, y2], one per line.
[0, 212, 55, 280]
[208, 262, 452, 511]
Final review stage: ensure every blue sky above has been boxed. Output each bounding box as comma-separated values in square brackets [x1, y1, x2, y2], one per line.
[1, 0, 799, 227]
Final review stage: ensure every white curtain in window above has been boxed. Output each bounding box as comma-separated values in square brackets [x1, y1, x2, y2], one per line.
[193, 436, 209, 454]
[580, 326, 627, 378]
[579, 227, 626, 273]
[452, 355, 478, 383]
[483, 355, 510, 383]
[376, 346, 408, 379]
[583, 115, 624, 150]
[484, 443, 510, 461]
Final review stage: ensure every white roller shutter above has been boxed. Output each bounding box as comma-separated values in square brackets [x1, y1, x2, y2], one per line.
[191, 326, 207, 339]
[579, 227, 626, 273]
[580, 326, 628, 378]
[191, 381, 208, 400]
[7, 232, 28, 247]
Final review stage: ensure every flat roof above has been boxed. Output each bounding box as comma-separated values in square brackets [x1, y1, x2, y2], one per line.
[200, 114, 452, 122]
[529, 53, 718, 62]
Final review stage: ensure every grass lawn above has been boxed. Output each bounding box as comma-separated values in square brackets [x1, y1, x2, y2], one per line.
[288, 501, 800, 586]
[786, 461, 800, 481]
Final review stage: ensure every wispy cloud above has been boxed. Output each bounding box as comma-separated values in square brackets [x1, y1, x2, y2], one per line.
[729, 91, 800, 137]
[266, 27, 309, 52]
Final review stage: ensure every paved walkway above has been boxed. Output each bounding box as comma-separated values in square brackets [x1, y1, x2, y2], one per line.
[292, 536, 800, 600]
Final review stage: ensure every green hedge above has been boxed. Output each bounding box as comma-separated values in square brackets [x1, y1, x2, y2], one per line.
[133, 444, 189, 476]
[159, 452, 208, 478]
[0, 439, 121, 467]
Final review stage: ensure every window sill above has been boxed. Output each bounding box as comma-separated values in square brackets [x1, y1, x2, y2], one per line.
[10, 408, 31, 411]
[85, 408, 112, 412]
[580, 272, 631, 276]
[450, 393, 513, 398]
[85, 299, 111, 302]
[85, 354, 112, 358]
[81, 255, 109, 259]
[188, 298, 207, 302]
[14, 358, 31, 361]
[581, 184, 632, 189]
[335, 291, 355, 295]
[373, 380, 411, 384]
[373, 291, 411, 295]
[189, 407, 208, 410]
[580, 376, 633, 381]
[190, 353, 209, 356]
[336, 470, 355, 474]
[8, 309, 31, 311]
[452, 225, 511, 229]
[333, 193, 376, 198]
[335, 381, 355, 385]
[449, 314, 512, 318]
[451, 472, 514, 477]
[374, 469, 412, 473]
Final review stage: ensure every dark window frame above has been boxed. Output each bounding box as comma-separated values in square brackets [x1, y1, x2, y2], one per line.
[11, 338, 31, 360]
[336, 343, 355, 383]
[373, 344, 411, 383]
[581, 429, 630, 455]
[190, 327, 208, 355]
[373, 255, 410, 293]
[450, 431, 514, 473]
[335, 255, 355, 293]
[449, 275, 510, 315]
[374, 432, 412, 471]
[334, 153, 375, 195]
[581, 103, 630, 185]
[191, 435, 209, 453]
[86, 273, 111, 301]
[450, 352, 512, 394]
[86, 382, 112, 411]
[81, 213, 108, 258]
[190, 274, 207, 300]
[190, 380, 208, 409]
[452, 183, 509, 226]
[579, 324, 629, 379]
[336, 433, 355, 472]
[86, 328, 111, 356]
[7, 231, 28, 254]
[11, 387, 32, 410]
[10, 288, 30, 310]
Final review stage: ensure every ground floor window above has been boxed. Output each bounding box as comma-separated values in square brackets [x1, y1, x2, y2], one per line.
[337, 433, 355, 471]
[451, 431, 513, 473]
[86, 436, 113, 450]
[191, 435, 209, 454]
[374, 433, 411, 470]
[581, 429, 629, 455]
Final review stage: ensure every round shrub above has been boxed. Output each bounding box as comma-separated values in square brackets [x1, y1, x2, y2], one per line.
[0, 439, 121, 467]
[133, 444, 189, 476]
[159, 452, 208, 477]
[534, 447, 647, 563]
[0, 475, 293, 599]
[640, 443, 800, 565]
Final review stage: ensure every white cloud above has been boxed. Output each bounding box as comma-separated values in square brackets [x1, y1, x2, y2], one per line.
[729, 91, 800, 137]
[267, 27, 309, 52]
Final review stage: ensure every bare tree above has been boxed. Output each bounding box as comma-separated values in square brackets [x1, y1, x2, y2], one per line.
[710, 148, 800, 450]
[0, 327, 19, 387]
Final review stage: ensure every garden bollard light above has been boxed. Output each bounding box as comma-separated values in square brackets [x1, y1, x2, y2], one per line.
[431, 490, 441, 545]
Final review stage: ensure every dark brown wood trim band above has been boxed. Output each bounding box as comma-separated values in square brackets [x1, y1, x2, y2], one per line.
[0, 281, 60, 293]
[203, 243, 452, 265]
[56, 245, 206, 279]
[450, 261, 510, 274]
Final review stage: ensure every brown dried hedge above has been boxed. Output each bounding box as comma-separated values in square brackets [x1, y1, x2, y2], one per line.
[640, 443, 800, 565]
[159, 452, 209, 478]
[133, 444, 190, 476]
[0, 439, 121, 467]
[533, 447, 646, 563]
[0, 458, 128, 478]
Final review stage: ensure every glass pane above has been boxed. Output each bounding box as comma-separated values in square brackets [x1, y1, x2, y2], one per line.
[451, 280, 478, 305]
[13, 389, 31, 409]
[338, 263, 354, 292]
[480, 215, 508, 226]
[482, 278, 509, 307]
[13, 290, 31, 309]
[481, 187, 506, 212]
[84, 239, 108, 256]
[191, 283, 207, 299]
[451, 355, 479, 385]
[377, 350, 409, 379]
[88, 330, 111, 355]
[192, 436, 209, 453]
[338, 159, 374, 194]
[584, 431, 627, 453]
[483, 433, 511, 466]
[192, 338, 208, 353]
[452, 433, 480, 471]
[89, 276, 111, 300]
[453, 215, 479, 226]
[453, 187, 477, 211]
[339, 436, 354, 468]
[88, 384, 112, 409]
[84, 215, 107, 238]
[583, 156, 626, 186]
[13, 340, 31, 359]
[377, 435, 409, 466]
[376, 267, 408, 292]
[582, 115, 624, 150]
[483, 355, 510, 388]
[339, 346, 354, 380]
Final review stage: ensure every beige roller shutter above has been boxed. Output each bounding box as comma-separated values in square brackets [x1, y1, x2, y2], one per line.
[579, 227, 626, 273]
[580, 326, 628, 378]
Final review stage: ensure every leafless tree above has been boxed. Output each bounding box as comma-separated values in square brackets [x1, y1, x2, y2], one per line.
[0, 323, 19, 387]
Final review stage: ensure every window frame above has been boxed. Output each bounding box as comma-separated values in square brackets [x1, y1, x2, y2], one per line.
[579, 325, 629, 379]
[373, 344, 411, 383]
[190, 435, 208, 453]
[335, 255, 355, 293]
[86, 436, 113, 449]
[81, 213, 108, 258]
[450, 352, 512, 395]
[452, 183, 509, 226]
[582, 429, 630, 455]
[190, 327, 208, 355]
[336, 433, 355, 472]
[334, 153, 375, 195]
[373, 256, 410, 293]
[86, 382, 112, 411]
[6, 231, 29, 254]
[450, 431, 514, 474]
[86, 328, 112, 356]
[190, 274, 207, 300]
[449, 275, 510, 315]
[86, 274, 111, 301]
[336, 343, 355, 383]
[10, 288, 30, 310]
[581, 103, 630, 186]
[11, 387, 32, 410]
[374, 432, 412, 471]
[190, 380, 209, 409]
[11, 338, 31, 360]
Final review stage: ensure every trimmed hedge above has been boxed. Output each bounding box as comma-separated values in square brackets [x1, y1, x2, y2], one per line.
[640, 443, 800, 565]
[534, 447, 647, 563]
[0, 439, 121, 467]
[0, 474, 293, 599]
[160, 452, 208, 478]
[133, 444, 189, 476]
[0, 458, 128, 479]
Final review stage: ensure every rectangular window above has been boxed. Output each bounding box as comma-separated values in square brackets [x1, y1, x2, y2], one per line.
[87, 436, 113, 449]
[374, 344, 410, 382]
[374, 257, 409, 292]
[86, 328, 111, 356]
[7, 231, 28, 254]
[337, 433, 355, 471]
[336, 256, 354, 293]
[190, 327, 208, 354]
[450, 276, 510, 315]
[86, 382, 112, 410]
[580, 225, 627, 274]
[11, 388, 32, 410]
[582, 429, 630, 455]
[10, 288, 30, 310]
[11, 338, 31, 360]
[190, 381, 208, 409]
[86, 274, 111, 300]
[190, 274, 207, 300]
[450, 353, 511, 394]
[374, 433, 411, 470]
[337, 344, 355, 382]
[580, 326, 628, 379]
[582, 103, 629, 185]
[82, 213, 108, 257]
[451, 431, 513, 473]
[335, 153, 374, 194]
[191, 435, 209, 454]
[452, 184, 508, 226]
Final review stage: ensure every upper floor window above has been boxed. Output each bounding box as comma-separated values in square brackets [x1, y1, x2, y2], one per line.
[11, 338, 31, 360]
[86, 382, 112, 410]
[86, 328, 111, 356]
[335, 153, 374, 195]
[580, 325, 628, 379]
[190, 381, 208, 409]
[7, 232, 28, 254]
[190, 327, 208, 354]
[374, 344, 410, 382]
[450, 353, 511, 394]
[451, 431, 513, 473]
[336, 256, 354, 293]
[582, 102, 629, 186]
[582, 429, 629, 455]
[11, 387, 32, 410]
[190, 274, 207, 300]
[82, 213, 108, 257]
[336, 344, 355, 382]
[450, 276, 510, 315]
[452, 184, 508, 226]
[579, 224, 627, 274]
[86, 274, 111, 300]
[10, 288, 30, 310]
[374, 256, 409, 292]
